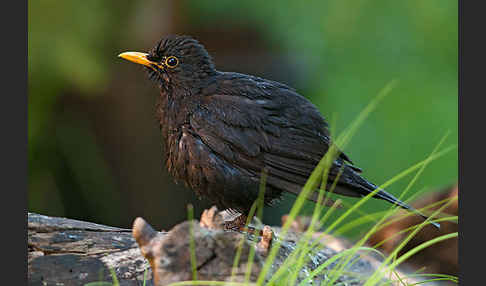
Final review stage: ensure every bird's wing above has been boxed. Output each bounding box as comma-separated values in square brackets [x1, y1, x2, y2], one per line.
[190, 76, 361, 198]
[201, 72, 360, 167]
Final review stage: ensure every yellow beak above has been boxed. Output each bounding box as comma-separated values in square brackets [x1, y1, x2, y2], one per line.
[118, 52, 162, 70]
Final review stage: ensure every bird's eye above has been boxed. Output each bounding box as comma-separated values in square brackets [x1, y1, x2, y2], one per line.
[165, 56, 179, 68]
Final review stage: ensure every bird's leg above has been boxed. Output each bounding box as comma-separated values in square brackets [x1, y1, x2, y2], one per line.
[221, 212, 262, 236]
[227, 218, 274, 255]
[199, 206, 251, 231]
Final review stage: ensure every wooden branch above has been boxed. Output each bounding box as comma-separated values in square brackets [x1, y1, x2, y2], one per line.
[28, 210, 440, 286]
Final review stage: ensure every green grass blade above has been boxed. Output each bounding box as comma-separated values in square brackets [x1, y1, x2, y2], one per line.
[255, 152, 336, 285]
[322, 132, 451, 285]
[382, 232, 458, 282]
[187, 204, 198, 281]
[143, 268, 148, 286]
[400, 273, 458, 283]
[109, 268, 119, 286]
[335, 79, 398, 150]
[363, 198, 456, 286]
[83, 268, 121, 286]
[229, 204, 255, 281]
[310, 144, 455, 249]
[297, 247, 385, 286]
[287, 171, 344, 286]
[244, 171, 267, 284]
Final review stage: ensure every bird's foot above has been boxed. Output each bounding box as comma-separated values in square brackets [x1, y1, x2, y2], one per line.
[199, 206, 225, 230]
[256, 225, 273, 256]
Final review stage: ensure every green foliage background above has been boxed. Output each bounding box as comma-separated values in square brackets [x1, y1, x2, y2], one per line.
[28, 0, 457, 236]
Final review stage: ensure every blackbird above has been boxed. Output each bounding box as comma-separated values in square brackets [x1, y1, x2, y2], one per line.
[119, 35, 439, 229]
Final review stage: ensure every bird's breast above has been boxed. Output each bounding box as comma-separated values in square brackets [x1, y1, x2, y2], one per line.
[165, 124, 210, 194]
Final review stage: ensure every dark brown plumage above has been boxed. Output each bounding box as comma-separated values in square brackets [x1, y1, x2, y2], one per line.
[119, 35, 439, 229]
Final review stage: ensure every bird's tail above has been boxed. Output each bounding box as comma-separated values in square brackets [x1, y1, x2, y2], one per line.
[357, 178, 441, 229]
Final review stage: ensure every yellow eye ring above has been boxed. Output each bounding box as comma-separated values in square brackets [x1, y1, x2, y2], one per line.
[165, 56, 179, 68]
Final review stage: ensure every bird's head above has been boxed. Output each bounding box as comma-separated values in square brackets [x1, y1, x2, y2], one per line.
[119, 35, 216, 91]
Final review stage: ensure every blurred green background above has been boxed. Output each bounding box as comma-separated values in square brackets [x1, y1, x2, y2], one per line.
[28, 1, 457, 236]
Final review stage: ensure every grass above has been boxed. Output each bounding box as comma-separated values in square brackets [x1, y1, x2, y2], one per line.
[86, 80, 458, 286]
[188, 204, 199, 281]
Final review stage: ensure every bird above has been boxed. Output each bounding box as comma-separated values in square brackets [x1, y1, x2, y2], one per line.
[118, 35, 439, 230]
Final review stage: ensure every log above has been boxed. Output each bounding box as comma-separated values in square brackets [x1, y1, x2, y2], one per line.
[28, 212, 152, 285]
[28, 210, 441, 286]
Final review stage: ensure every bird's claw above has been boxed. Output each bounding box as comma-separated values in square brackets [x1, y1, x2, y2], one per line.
[256, 225, 273, 256]
[199, 206, 225, 230]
